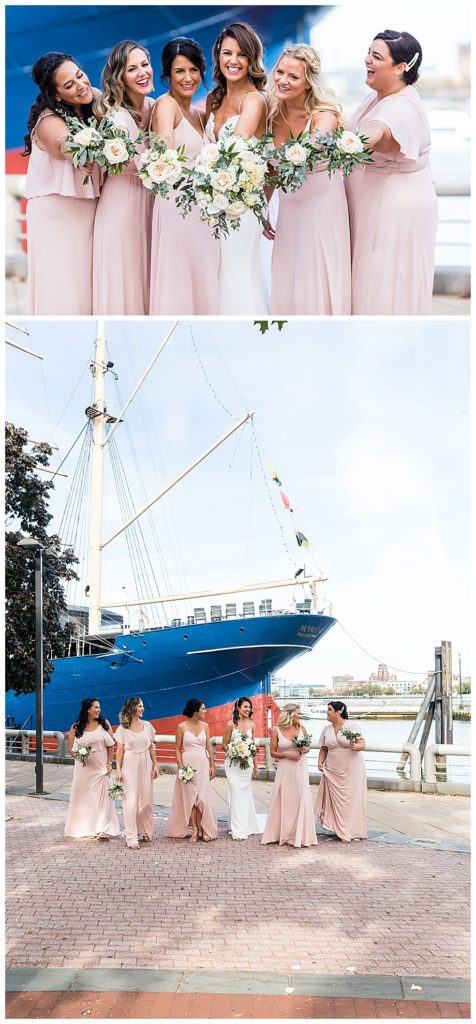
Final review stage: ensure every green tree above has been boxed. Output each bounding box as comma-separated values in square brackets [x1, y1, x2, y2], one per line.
[5, 423, 78, 694]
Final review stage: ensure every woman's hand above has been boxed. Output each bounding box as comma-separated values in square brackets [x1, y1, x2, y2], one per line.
[263, 219, 276, 241]
[351, 738, 365, 751]
[252, 763, 258, 779]
[152, 765, 159, 779]
[318, 761, 325, 772]
[287, 749, 301, 761]
[116, 769, 122, 783]
[106, 761, 113, 775]
[209, 764, 216, 780]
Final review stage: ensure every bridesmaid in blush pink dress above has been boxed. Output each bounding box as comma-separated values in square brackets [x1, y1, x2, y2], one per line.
[23, 53, 100, 314]
[149, 38, 219, 314]
[315, 700, 367, 843]
[64, 698, 119, 840]
[265, 44, 351, 315]
[345, 30, 438, 314]
[92, 41, 155, 314]
[115, 696, 159, 850]
[167, 698, 217, 843]
[262, 703, 317, 848]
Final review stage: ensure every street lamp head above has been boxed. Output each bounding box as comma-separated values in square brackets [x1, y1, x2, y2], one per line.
[17, 535, 44, 549]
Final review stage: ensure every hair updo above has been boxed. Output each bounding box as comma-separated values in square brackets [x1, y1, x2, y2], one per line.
[328, 700, 349, 720]
[23, 52, 93, 156]
[374, 29, 422, 85]
[161, 36, 207, 84]
[182, 698, 204, 718]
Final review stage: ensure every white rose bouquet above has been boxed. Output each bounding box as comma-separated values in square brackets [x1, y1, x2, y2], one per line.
[227, 733, 258, 770]
[292, 732, 312, 750]
[265, 126, 373, 193]
[138, 134, 188, 196]
[175, 125, 268, 239]
[178, 764, 195, 784]
[75, 742, 92, 766]
[62, 113, 138, 184]
[340, 727, 362, 744]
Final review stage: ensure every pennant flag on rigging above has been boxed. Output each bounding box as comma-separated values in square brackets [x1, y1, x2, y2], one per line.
[295, 529, 310, 548]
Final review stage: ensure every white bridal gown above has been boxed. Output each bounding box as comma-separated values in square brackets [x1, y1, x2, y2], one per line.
[225, 728, 262, 839]
[205, 113, 269, 315]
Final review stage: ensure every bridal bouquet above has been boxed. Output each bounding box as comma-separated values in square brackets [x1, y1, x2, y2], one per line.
[62, 114, 137, 183]
[107, 782, 124, 800]
[75, 742, 92, 766]
[178, 765, 195, 784]
[266, 127, 373, 193]
[340, 727, 362, 744]
[138, 135, 188, 196]
[227, 733, 258, 770]
[292, 733, 312, 750]
[175, 127, 268, 239]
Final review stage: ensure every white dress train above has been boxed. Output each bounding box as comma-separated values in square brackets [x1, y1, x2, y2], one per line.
[205, 112, 269, 315]
[225, 728, 261, 839]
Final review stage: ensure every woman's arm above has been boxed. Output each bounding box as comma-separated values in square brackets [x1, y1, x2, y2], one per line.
[36, 114, 74, 161]
[222, 721, 233, 751]
[311, 110, 338, 135]
[148, 724, 159, 778]
[270, 727, 300, 761]
[67, 725, 77, 757]
[251, 721, 258, 778]
[115, 741, 124, 782]
[150, 94, 178, 147]
[234, 93, 266, 140]
[318, 745, 328, 771]
[359, 119, 399, 155]
[205, 724, 216, 779]
[174, 724, 185, 768]
[351, 737, 366, 751]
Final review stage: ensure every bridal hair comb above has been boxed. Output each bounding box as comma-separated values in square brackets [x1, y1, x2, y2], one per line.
[405, 51, 420, 72]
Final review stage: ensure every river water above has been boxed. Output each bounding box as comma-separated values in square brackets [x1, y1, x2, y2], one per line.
[303, 716, 470, 783]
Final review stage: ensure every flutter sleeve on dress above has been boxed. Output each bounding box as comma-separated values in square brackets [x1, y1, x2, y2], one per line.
[147, 721, 156, 741]
[318, 727, 327, 747]
[104, 731, 115, 748]
[114, 725, 125, 744]
[366, 94, 421, 163]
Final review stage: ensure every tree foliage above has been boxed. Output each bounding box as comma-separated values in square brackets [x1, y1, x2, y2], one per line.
[5, 423, 78, 694]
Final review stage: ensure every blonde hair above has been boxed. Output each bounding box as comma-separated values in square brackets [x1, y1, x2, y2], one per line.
[277, 702, 301, 729]
[94, 40, 152, 127]
[268, 43, 342, 127]
[119, 696, 142, 728]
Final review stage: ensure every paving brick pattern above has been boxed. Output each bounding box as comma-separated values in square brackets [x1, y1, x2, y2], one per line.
[6, 795, 470, 979]
[5, 991, 472, 1019]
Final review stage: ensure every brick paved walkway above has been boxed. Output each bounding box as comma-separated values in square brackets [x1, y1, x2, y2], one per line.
[5, 990, 471, 1018]
[6, 795, 470, 979]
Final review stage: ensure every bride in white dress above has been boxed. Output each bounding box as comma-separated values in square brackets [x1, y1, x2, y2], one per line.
[223, 697, 261, 840]
[205, 22, 269, 314]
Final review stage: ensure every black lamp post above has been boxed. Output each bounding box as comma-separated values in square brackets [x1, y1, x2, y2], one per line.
[17, 536, 46, 795]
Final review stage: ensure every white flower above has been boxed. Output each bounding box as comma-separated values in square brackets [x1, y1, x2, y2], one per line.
[196, 193, 210, 210]
[103, 138, 129, 164]
[141, 176, 154, 190]
[243, 191, 260, 207]
[140, 148, 153, 166]
[211, 167, 237, 192]
[77, 746, 88, 756]
[285, 142, 307, 166]
[197, 143, 220, 165]
[211, 192, 230, 211]
[226, 200, 247, 217]
[221, 134, 247, 153]
[336, 131, 364, 155]
[73, 126, 97, 147]
[148, 159, 171, 184]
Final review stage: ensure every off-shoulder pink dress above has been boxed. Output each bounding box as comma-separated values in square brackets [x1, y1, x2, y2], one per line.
[64, 725, 119, 838]
[24, 111, 100, 314]
[345, 86, 438, 314]
[93, 102, 154, 314]
[315, 722, 367, 841]
[261, 728, 317, 848]
[150, 112, 219, 314]
[115, 721, 155, 847]
[271, 116, 351, 315]
[167, 730, 218, 840]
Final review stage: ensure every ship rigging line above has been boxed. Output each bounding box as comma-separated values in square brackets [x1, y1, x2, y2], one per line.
[335, 619, 429, 677]
[50, 421, 88, 482]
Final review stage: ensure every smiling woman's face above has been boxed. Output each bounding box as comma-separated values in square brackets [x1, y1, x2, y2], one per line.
[219, 36, 249, 82]
[54, 61, 93, 108]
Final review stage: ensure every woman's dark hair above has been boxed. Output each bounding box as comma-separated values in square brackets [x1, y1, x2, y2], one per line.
[161, 37, 207, 85]
[374, 30, 422, 85]
[23, 52, 94, 156]
[183, 698, 204, 718]
[74, 697, 109, 738]
[232, 696, 254, 725]
[210, 22, 266, 112]
[328, 700, 349, 720]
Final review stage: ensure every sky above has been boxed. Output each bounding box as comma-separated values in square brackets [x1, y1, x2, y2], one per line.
[5, 318, 470, 688]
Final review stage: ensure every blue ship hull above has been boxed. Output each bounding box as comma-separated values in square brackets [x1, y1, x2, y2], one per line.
[5, 613, 335, 732]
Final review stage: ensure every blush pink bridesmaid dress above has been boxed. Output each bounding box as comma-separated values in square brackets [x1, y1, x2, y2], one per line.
[345, 85, 438, 314]
[166, 730, 218, 840]
[149, 112, 219, 314]
[315, 722, 367, 841]
[271, 116, 351, 315]
[64, 725, 119, 838]
[24, 111, 100, 314]
[114, 720, 156, 847]
[92, 102, 154, 314]
[261, 728, 317, 848]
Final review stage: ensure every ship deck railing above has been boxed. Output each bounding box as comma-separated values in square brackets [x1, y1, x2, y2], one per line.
[5, 731, 470, 795]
